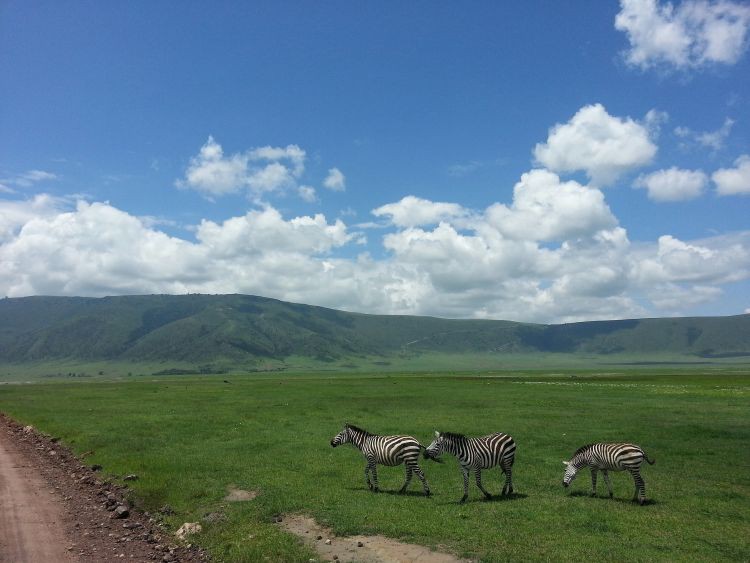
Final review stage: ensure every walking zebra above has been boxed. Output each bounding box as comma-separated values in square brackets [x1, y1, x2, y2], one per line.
[424, 431, 516, 503]
[562, 443, 655, 505]
[330, 423, 432, 496]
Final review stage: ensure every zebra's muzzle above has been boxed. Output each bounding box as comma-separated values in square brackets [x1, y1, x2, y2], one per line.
[423, 451, 443, 463]
[330, 440, 338, 447]
[562, 482, 569, 488]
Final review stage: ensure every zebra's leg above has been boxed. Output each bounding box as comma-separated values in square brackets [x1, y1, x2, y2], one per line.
[459, 466, 470, 503]
[365, 464, 373, 490]
[603, 470, 613, 499]
[371, 462, 380, 493]
[590, 468, 598, 496]
[474, 468, 492, 499]
[630, 469, 646, 505]
[413, 464, 431, 496]
[501, 463, 514, 496]
[399, 465, 414, 494]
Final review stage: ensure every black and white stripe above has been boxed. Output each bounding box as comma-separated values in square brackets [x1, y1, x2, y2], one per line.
[425, 431, 516, 503]
[330, 423, 431, 496]
[562, 443, 655, 504]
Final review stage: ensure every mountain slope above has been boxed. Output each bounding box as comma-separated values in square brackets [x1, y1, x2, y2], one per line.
[0, 294, 748, 363]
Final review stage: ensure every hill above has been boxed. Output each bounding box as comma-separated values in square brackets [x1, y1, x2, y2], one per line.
[1, 294, 749, 367]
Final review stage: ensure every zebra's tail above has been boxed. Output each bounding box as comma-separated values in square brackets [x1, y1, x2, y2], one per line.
[644, 453, 655, 465]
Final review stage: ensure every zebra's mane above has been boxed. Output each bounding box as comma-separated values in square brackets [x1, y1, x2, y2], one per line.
[572, 443, 594, 457]
[345, 424, 373, 437]
[441, 431, 468, 441]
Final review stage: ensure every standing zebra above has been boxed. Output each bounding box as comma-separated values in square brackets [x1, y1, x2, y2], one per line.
[425, 431, 516, 503]
[330, 423, 433, 496]
[562, 443, 655, 505]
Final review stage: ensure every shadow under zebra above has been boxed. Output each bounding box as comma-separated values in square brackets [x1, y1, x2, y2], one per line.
[567, 490, 660, 505]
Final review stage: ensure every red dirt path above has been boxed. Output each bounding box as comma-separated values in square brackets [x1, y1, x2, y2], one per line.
[0, 413, 207, 562]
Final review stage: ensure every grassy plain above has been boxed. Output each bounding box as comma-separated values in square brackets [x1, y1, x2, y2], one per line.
[1, 368, 748, 561]
[2, 351, 746, 382]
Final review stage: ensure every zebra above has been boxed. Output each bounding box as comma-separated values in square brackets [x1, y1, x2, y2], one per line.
[424, 431, 516, 503]
[330, 423, 433, 496]
[562, 443, 655, 505]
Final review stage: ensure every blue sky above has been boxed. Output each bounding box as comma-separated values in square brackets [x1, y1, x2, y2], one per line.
[1, 0, 749, 323]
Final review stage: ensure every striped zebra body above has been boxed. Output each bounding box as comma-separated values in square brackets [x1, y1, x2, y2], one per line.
[562, 443, 655, 505]
[330, 424, 431, 495]
[425, 431, 516, 503]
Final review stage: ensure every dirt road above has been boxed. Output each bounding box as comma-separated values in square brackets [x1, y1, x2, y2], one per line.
[0, 414, 206, 562]
[0, 424, 75, 562]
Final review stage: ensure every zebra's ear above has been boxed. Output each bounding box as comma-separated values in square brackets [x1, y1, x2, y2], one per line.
[434, 430, 440, 438]
[562, 460, 569, 466]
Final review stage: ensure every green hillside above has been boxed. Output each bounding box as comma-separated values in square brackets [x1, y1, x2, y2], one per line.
[1, 294, 749, 367]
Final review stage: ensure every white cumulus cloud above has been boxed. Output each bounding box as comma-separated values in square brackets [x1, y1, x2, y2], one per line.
[0, 200, 207, 297]
[485, 169, 618, 241]
[177, 136, 249, 196]
[0, 194, 70, 243]
[373, 195, 468, 228]
[298, 185, 318, 203]
[634, 167, 708, 201]
[1, 192, 749, 322]
[0, 199, 359, 301]
[712, 154, 750, 195]
[176, 136, 308, 200]
[533, 104, 657, 186]
[323, 167, 346, 191]
[634, 232, 750, 285]
[196, 207, 354, 257]
[249, 145, 306, 176]
[615, 0, 750, 70]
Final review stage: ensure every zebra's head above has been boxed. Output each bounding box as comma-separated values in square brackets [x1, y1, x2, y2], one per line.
[424, 431, 445, 460]
[330, 424, 351, 447]
[561, 460, 579, 487]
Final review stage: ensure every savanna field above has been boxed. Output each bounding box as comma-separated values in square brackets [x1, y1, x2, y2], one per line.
[1, 368, 748, 562]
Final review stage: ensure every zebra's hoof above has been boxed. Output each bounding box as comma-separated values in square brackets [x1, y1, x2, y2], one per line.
[483, 493, 492, 500]
[609, 493, 614, 499]
[458, 497, 468, 504]
[639, 499, 645, 506]
[425, 491, 431, 497]
[398, 488, 406, 495]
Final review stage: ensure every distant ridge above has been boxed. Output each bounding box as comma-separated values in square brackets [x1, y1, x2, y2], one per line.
[1, 294, 748, 364]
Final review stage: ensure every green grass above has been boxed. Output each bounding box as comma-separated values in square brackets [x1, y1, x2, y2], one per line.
[1, 369, 748, 561]
[2, 351, 749, 383]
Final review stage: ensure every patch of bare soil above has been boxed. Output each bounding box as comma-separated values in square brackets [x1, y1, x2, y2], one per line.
[223, 486, 258, 502]
[278, 514, 473, 563]
[0, 413, 208, 562]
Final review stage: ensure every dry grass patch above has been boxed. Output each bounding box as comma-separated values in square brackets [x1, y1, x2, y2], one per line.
[278, 514, 471, 563]
[224, 486, 259, 502]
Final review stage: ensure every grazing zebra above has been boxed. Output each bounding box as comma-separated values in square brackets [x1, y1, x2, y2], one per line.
[330, 423, 432, 496]
[562, 443, 655, 505]
[425, 431, 516, 503]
